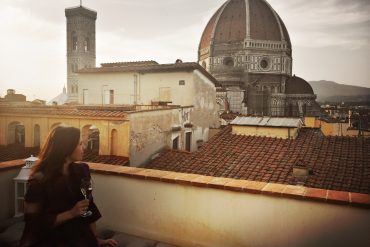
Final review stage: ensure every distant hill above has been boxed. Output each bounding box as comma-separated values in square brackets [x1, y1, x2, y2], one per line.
[308, 80, 370, 103]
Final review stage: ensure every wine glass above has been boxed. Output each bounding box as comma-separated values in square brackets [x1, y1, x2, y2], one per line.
[80, 178, 93, 217]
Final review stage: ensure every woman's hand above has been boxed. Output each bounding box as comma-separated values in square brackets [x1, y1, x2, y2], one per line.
[69, 199, 90, 218]
[98, 238, 118, 246]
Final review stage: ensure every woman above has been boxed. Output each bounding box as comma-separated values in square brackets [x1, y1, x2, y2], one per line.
[20, 126, 118, 247]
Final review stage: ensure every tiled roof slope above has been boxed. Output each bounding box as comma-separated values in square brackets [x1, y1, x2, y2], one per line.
[147, 126, 370, 194]
[0, 105, 129, 118]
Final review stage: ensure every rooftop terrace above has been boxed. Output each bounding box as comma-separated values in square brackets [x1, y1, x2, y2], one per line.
[1, 160, 369, 247]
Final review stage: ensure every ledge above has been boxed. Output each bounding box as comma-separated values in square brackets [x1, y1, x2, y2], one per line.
[0, 160, 25, 170]
[88, 163, 370, 209]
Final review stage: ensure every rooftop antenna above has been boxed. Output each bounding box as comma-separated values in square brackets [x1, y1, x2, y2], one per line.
[80, 0, 82, 7]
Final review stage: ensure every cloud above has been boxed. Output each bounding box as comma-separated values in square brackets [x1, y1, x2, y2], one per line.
[270, 0, 370, 49]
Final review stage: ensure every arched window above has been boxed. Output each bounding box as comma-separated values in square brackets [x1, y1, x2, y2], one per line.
[84, 37, 90, 52]
[223, 57, 234, 67]
[72, 32, 78, 51]
[202, 61, 206, 69]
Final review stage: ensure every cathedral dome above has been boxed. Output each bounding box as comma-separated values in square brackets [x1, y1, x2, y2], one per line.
[199, 0, 291, 52]
[285, 75, 314, 95]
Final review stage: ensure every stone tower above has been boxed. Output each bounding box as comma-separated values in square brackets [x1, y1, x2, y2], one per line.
[65, 5, 97, 103]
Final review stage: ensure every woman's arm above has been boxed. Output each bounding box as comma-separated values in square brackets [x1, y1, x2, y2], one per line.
[53, 199, 90, 227]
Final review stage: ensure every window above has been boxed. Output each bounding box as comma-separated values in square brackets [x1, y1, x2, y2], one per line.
[179, 80, 185, 86]
[260, 59, 268, 69]
[84, 37, 90, 52]
[83, 89, 89, 104]
[109, 90, 114, 104]
[223, 57, 234, 67]
[172, 136, 179, 150]
[71, 64, 78, 73]
[159, 87, 171, 102]
[72, 32, 78, 51]
[185, 132, 192, 152]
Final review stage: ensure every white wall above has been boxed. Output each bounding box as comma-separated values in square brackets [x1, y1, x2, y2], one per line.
[92, 173, 370, 247]
[78, 71, 195, 106]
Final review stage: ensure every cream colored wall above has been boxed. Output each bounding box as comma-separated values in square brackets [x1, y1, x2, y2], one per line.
[232, 125, 298, 139]
[78, 71, 195, 106]
[0, 167, 21, 220]
[92, 173, 370, 247]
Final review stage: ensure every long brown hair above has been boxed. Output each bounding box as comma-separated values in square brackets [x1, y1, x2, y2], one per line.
[32, 126, 81, 182]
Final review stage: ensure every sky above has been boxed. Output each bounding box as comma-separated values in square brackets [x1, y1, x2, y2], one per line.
[0, 0, 369, 101]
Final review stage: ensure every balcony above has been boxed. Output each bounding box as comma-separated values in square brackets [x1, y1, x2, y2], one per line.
[1, 160, 370, 247]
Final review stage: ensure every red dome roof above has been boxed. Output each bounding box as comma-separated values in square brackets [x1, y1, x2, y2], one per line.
[199, 0, 291, 50]
[285, 75, 315, 95]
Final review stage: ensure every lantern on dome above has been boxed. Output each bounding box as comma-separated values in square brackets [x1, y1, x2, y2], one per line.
[13, 155, 38, 217]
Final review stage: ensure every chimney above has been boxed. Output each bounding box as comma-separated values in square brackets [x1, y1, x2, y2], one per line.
[292, 159, 312, 185]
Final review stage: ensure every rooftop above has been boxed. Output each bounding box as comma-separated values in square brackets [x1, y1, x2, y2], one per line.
[0, 105, 183, 119]
[0, 145, 128, 166]
[147, 126, 370, 194]
[231, 116, 303, 128]
[78, 62, 218, 84]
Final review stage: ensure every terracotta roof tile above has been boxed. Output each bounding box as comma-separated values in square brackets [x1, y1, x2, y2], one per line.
[147, 126, 370, 194]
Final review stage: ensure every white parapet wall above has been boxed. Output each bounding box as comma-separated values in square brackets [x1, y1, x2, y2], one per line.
[91, 167, 370, 247]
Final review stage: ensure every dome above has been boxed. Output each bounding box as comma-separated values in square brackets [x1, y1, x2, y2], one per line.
[285, 75, 314, 95]
[199, 0, 291, 52]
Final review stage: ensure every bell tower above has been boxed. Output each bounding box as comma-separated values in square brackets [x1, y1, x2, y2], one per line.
[65, 4, 97, 103]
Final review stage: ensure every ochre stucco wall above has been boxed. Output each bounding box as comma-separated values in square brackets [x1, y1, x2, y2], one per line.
[0, 115, 130, 157]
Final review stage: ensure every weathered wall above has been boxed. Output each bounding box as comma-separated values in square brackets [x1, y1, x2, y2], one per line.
[92, 172, 370, 247]
[128, 109, 180, 167]
[232, 125, 298, 139]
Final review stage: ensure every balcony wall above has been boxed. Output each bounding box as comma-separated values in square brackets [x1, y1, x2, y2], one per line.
[90, 164, 370, 247]
[0, 160, 23, 220]
[1, 161, 369, 247]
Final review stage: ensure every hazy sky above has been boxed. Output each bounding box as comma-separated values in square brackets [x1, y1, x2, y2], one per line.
[0, 0, 369, 101]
